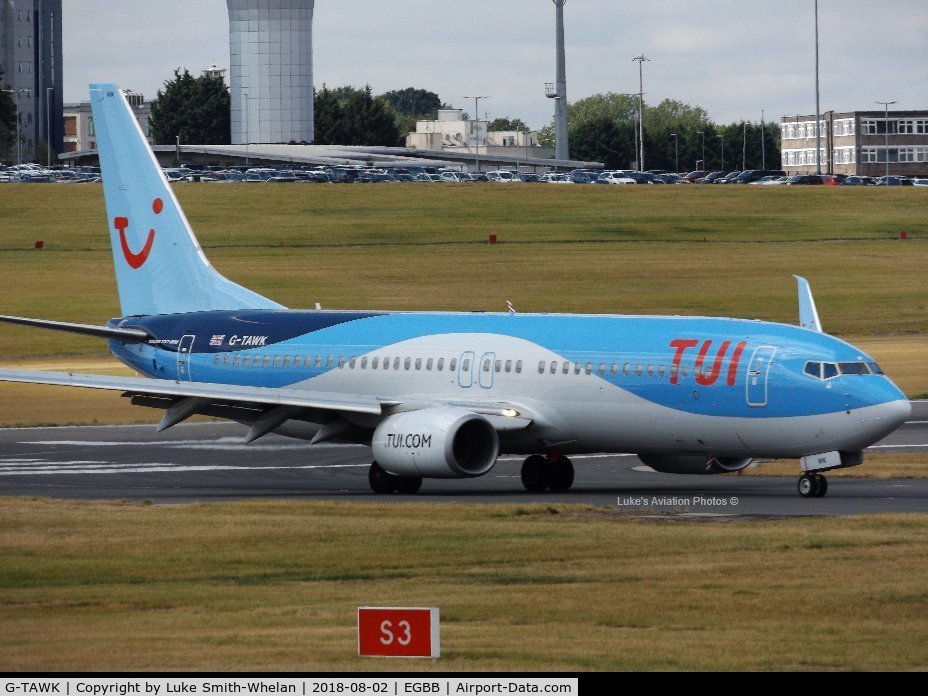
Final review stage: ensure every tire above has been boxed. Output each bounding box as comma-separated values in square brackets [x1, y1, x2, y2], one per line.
[368, 461, 397, 494]
[547, 456, 575, 492]
[521, 455, 548, 492]
[813, 474, 828, 498]
[394, 476, 423, 494]
[797, 474, 815, 498]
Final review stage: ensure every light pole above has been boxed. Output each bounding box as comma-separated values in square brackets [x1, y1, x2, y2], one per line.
[741, 122, 747, 170]
[632, 54, 649, 171]
[814, 0, 821, 175]
[243, 91, 250, 164]
[2, 88, 30, 165]
[760, 108, 766, 170]
[875, 100, 896, 178]
[669, 133, 678, 173]
[716, 133, 725, 171]
[697, 130, 705, 170]
[46, 86, 53, 168]
[463, 95, 488, 173]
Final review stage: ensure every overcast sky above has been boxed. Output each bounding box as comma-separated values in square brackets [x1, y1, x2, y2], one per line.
[63, 1, 927, 128]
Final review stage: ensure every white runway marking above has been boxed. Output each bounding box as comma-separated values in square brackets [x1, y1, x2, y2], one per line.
[0, 461, 369, 476]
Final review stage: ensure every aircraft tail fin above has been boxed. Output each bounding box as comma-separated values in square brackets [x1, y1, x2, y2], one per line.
[89, 83, 284, 317]
[794, 275, 822, 332]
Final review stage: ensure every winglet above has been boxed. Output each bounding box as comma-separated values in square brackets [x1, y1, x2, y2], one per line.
[794, 275, 822, 332]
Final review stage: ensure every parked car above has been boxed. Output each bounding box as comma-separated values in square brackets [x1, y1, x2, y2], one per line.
[598, 171, 636, 184]
[733, 169, 787, 184]
[569, 170, 600, 184]
[874, 176, 913, 186]
[842, 176, 876, 186]
[486, 170, 517, 183]
[683, 170, 708, 183]
[694, 171, 725, 184]
[912, 178, 928, 187]
[785, 175, 824, 185]
[714, 171, 743, 184]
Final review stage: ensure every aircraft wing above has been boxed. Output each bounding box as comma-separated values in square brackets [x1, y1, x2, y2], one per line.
[0, 368, 534, 439]
[0, 368, 386, 414]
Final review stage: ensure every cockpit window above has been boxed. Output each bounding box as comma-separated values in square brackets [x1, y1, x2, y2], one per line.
[805, 361, 875, 380]
[838, 362, 871, 375]
[804, 362, 822, 378]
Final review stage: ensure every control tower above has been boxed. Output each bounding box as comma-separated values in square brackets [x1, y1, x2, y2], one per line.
[227, 0, 315, 144]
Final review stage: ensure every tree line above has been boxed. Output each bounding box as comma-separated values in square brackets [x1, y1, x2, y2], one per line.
[144, 68, 781, 171]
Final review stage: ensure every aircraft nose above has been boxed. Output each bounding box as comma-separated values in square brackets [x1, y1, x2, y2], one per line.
[861, 398, 911, 443]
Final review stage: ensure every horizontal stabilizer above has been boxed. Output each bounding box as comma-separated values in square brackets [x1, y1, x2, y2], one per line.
[0, 315, 150, 342]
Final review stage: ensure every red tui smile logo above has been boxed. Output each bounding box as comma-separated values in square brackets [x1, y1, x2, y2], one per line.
[114, 197, 161, 269]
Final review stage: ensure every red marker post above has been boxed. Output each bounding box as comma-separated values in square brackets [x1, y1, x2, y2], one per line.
[358, 607, 440, 658]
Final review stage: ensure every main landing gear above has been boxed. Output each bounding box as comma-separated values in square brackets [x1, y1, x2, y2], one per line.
[520, 453, 575, 492]
[797, 472, 828, 498]
[368, 461, 422, 494]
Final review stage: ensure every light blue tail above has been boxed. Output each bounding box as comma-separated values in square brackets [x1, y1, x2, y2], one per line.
[89, 83, 284, 317]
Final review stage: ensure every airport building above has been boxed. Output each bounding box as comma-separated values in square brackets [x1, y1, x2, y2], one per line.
[781, 110, 928, 177]
[227, 0, 315, 145]
[406, 109, 553, 163]
[0, 0, 62, 163]
[62, 92, 150, 153]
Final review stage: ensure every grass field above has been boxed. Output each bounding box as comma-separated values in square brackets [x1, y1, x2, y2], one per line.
[1, 499, 926, 672]
[1, 184, 926, 672]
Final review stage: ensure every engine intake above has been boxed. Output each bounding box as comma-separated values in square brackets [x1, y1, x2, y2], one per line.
[372, 408, 499, 478]
[638, 454, 754, 475]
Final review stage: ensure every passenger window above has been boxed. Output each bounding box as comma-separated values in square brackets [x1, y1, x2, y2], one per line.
[371, 357, 379, 369]
[361, 356, 367, 369]
[264, 355, 271, 367]
[495, 359, 502, 373]
[404, 357, 411, 370]
[463, 358, 471, 372]
[242, 356, 251, 367]
[393, 357, 400, 370]
[823, 363, 838, 379]
[681, 365, 689, 378]
[515, 360, 522, 374]
[574, 363, 582, 375]
[610, 364, 618, 376]
[273, 356, 280, 368]
[550, 361, 557, 374]
[598, 363, 606, 376]
[438, 358, 445, 371]
[254, 357, 262, 369]
[562, 362, 569, 375]
[636, 364, 643, 377]
[658, 365, 665, 378]
[349, 357, 356, 369]
[804, 362, 822, 379]
[304, 356, 313, 368]
[326, 356, 334, 368]
[282, 356, 290, 368]
[213, 354, 221, 365]
[337, 356, 345, 368]
[415, 357, 422, 370]
[585, 362, 593, 375]
[223, 354, 231, 366]
[426, 358, 433, 371]
[483, 358, 491, 373]
[647, 365, 654, 377]
[450, 358, 457, 372]
[383, 357, 390, 370]
[623, 363, 630, 376]
[233, 355, 240, 367]
[314, 356, 322, 369]
[504, 360, 512, 373]
[670, 364, 678, 380]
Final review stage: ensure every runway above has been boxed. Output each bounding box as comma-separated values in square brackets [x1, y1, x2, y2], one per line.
[1, 402, 926, 517]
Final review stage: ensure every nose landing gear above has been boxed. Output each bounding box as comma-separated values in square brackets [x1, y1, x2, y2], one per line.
[797, 472, 828, 498]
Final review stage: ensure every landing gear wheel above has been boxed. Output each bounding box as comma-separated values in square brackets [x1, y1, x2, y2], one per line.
[547, 456, 575, 492]
[369, 461, 397, 494]
[394, 476, 423, 494]
[521, 455, 548, 492]
[798, 474, 815, 498]
[813, 474, 828, 498]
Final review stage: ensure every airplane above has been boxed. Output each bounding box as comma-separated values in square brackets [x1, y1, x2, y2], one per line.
[0, 84, 912, 498]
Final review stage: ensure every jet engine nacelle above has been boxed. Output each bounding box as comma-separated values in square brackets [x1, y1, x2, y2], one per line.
[638, 454, 754, 475]
[372, 408, 499, 478]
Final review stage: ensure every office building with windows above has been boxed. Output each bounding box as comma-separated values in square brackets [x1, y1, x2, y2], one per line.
[0, 0, 62, 163]
[781, 110, 928, 177]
